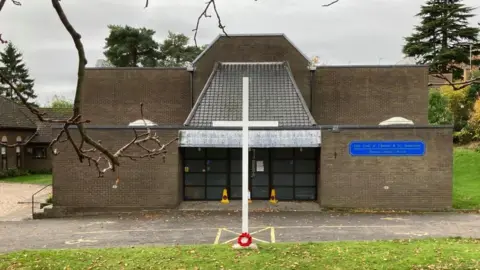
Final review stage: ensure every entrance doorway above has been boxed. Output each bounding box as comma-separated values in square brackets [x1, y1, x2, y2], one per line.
[182, 147, 318, 201]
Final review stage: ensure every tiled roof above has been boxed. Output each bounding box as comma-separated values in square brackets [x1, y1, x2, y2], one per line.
[0, 96, 72, 143]
[185, 62, 316, 127]
[31, 108, 72, 143]
[0, 96, 37, 129]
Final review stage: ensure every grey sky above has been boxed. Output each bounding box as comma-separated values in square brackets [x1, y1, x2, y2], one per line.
[0, 0, 479, 106]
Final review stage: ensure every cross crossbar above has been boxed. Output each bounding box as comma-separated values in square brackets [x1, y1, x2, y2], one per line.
[212, 121, 279, 127]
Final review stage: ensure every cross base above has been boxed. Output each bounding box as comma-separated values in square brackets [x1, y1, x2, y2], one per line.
[232, 243, 259, 250]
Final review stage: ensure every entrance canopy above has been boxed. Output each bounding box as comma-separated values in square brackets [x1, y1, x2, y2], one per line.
[179, 129, 321, 148]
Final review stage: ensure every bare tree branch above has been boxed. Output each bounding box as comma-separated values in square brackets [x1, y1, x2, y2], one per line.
[428, 72, 480, 90]
[191, 0, 228, 47]
[1, 0, 345, 177]
[0, 0, 178, 179]
[323, 0, 340, 7]
[429, 60, 480, 91]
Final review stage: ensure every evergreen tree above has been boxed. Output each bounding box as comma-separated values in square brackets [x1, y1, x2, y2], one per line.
[0, 42, 37, 105]
[157, 31, 206, 67]
[403, 0, 480, 79]
[103, 25, 161, 67]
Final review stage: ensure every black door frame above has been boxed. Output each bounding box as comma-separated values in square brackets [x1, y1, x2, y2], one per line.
[249, 148, 270, 200]
[182, 147, 318, 201]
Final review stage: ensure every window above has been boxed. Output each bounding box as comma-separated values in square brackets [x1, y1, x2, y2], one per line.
[33, 147, 47, 159]
[15, 136, 21, 168]
[1, 136, 7, 170]
[183, 148, 229, 200]
[271, 148, 318, 200]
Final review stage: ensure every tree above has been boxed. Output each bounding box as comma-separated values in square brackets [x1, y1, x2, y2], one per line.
[103, 25, 160, 67]
[428, 89, 453, 125]
[48, 95, 73, 109]
[0, 0, 341, 177]
[0, 42, 37, 106]
[403, 0, 480, 80]
[158, 31, 206, 67]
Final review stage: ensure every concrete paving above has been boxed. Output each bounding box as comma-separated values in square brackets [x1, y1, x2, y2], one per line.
[177, 201, 322, 211]
[0, 211, 479, 253]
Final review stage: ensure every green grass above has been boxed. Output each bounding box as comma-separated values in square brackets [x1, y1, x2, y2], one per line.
[453, 148, 480, 209]
[0, 238, 479, 270]
[0, 174, 52, 185]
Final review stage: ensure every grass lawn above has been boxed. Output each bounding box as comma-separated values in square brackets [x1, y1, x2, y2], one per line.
[453, 148, 480, 209]
[0, 238, 479, 270]
[0, 174, 52, 185]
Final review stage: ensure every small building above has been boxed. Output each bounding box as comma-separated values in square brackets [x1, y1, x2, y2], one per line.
[0, 96, 71, 173]
[50, 34, 453, 214]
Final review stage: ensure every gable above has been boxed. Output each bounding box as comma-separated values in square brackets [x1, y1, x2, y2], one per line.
[192, 34, 310, 64]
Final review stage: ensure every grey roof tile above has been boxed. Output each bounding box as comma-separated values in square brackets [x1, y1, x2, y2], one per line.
[0, 96, 37, 129]
[185, 62, 316, 127]
[31, 108, 72, 143]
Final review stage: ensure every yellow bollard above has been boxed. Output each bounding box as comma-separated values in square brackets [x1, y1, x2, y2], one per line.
[221, 188, 229, 204]
[269, 188, 278, 204]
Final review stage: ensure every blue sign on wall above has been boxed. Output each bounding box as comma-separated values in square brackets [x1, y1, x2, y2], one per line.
[349, 141, 426, 156]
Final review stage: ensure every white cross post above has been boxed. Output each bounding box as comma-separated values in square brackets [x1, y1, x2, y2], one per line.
[212, 77, 278, 236]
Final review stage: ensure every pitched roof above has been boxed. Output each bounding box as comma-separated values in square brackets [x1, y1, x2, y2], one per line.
[30, 108, 72, 143]
[0, 96, 37, 129]
[184, 62, 316, 127]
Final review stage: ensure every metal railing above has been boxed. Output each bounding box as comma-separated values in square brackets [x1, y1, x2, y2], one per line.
[31, 184, 52, 217]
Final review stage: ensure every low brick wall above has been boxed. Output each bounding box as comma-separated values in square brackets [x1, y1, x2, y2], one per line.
[319, 127, 453, 210]
[52, 128, 181, 210]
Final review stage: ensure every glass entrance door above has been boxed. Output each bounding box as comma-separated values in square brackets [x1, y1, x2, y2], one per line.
[250, 148, 270, 199]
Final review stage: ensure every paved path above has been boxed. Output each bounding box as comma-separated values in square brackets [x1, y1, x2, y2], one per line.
[1, 211, 479, 253]
[0, 182, 51, 221]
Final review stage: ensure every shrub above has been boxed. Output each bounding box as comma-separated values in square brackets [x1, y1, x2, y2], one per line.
[467, 98, 480, 140]
[428, 89, 453, 125]
[453, 126, 474, 144]
[0, 168, 30, 179]
[0, 168, 51, 179]
[45, 193, 53, 204]
[440, 84, 471, 131]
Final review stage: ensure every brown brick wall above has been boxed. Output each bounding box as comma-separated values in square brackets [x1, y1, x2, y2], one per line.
[313, 66, 429, 125]
[81, 68, 191, 125]
[193, 35, 312, 108]
[0, 130, 52, 172]
[52, 128, 181, 208]
[319, 128, 452, 210]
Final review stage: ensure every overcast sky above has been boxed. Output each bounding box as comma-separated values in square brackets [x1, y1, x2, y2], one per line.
[1, 0, 479, 106]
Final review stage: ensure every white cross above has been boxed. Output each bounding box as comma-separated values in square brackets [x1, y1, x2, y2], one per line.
[212, 77, 278, 235]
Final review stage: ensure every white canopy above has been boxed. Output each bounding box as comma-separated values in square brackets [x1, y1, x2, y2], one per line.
[379, 117, 414, 126]
[128, 119, 158, 127]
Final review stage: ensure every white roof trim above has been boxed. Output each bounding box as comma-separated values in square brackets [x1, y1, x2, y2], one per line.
[379, 117, 414, 126]
[212, 121, 279, 127]
[128, 119, 158, 127]
[191, 33, 310, 65]
[179, 129, 321, 148]
[221, 62, 284, 65]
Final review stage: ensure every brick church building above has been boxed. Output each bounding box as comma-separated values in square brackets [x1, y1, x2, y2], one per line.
[49, 34, 453, 216]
